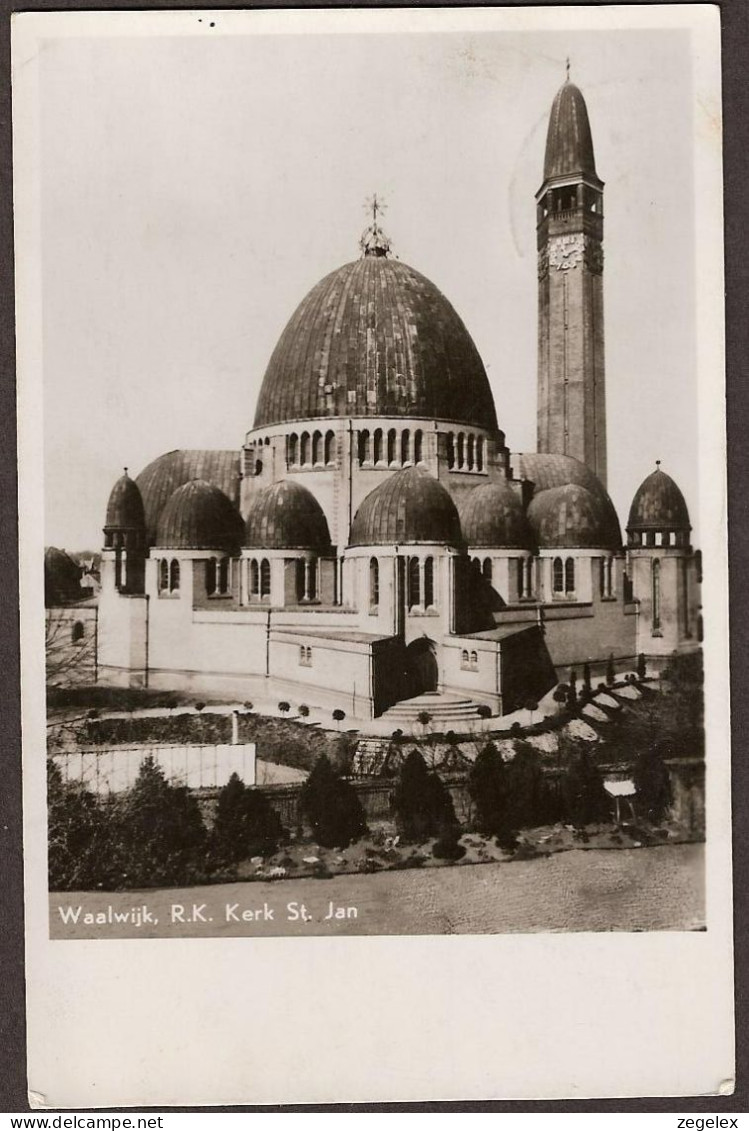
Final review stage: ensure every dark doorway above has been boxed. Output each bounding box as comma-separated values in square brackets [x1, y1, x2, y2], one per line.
[404, 637, 439, 697]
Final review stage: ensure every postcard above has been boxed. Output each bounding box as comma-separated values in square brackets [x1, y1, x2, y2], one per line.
[14, 4, 733, 1106]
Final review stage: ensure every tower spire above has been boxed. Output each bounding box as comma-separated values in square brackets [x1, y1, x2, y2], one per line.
[536, 77, 607, 486]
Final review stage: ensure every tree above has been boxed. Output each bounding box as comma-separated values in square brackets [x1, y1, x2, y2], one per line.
[633, 748, 672, 823]
[393, 749, 456, 843]
[524, 697, 539, 725]
[637, 653, 647, 680]
[432, 822, 466, 860]
[210, 773, 283, 865]
[332, 708, 346, 730]
[45, 608, 97, 688]
[278, 701, 291, 715]
[298, 704, 310, 718]
[553, 685, 569, 714]
[114, 756, 207, 887]
[417, 709, 432, 733]
[467, 743, 516, 848]
[47, 758, 117, 891]
[582, 662, 592, 696]
[506, 740, 552, 829]
[606, 654, 616, 685]
[562, 750, 609, 828]
[477, 704, 492, 721]
[300, 754, 367, 848]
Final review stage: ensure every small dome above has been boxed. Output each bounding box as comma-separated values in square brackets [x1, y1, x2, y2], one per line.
[104, 472, 145, 531]
[155, 480, 244, 552]
[254, 256, 498, 432]
[350, 466, 462, 547]
[528, 483, 621, 549]
[136, 450, 240, 545]
[245, 481, 331, 552]
[459, 481, 535, 550]
[544, 80, 597, 181]
[628, 466, 691, 533]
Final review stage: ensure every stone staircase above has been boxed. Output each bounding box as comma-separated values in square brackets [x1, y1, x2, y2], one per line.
[379, 692, 488, 731]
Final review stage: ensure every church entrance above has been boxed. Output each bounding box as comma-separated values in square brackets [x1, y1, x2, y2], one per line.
[404, 637, 439, 697]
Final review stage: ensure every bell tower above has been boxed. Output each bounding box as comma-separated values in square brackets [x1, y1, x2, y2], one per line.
[536, 70, 607, 487]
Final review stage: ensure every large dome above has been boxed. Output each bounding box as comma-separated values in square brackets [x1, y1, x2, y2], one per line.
[245, 481, 331, 553]
[254, 256, 498, 431]
[136, 450, 240, 545]
[104, 472, 145, 532]
[350, 466, 463, 547]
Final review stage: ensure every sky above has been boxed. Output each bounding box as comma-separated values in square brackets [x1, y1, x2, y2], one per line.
[37, 18, 700, 550]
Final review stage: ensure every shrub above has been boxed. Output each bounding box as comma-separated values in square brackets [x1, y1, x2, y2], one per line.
[606, 654, 616, 685]
[210, 773, 283, 866]
[300, 754, 367, 848]
[637, 653, 647, 680]
[194, 701, 206, 712]
[507, 741, 553, 829]
[393, 749, 456, 843]
[332, 708, 346, 729]
[244, 701, 254, 712]
[114, 756, 207, 887]
[510, 721, 522, 735]
[298, 704, 310, 718]
[278, 701, 291, 715]
[417, 710, 432, 730]
[468, 743, 515, 843]
[432, 823, 466, 860]
[477, 704, 492, 720]
[47, 759, 118, 891]
[633, 748, 672, 822]
[562, 750, 610, 828]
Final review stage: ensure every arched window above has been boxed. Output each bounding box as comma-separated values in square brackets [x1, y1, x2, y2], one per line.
[564, 557, 575, 594]
[652, 559, 661, 632]
[461, 649, 470, 668]
[159, 559, 169, 592]
[470, 651, 478, 668]
[169, 559, 180, 592]
[414, 430, 423, 463]
[250, 559, 259, 596]
[373, 429, 383, 464]
[218, 557, 230, 595]
[401, 429, 410, 465]
[387, 429, 397, 465]
[424, 557, 434, 607]
[482, 558, 492, 583]
[517, 558, 524, 599]
[457, 433, 465, 469]
[325, 430, 335, 465]
[358, 430, 370, 466]
[476, 436, 485, 472]
[552, 557, 564, 593]
[369, 557, 379, 608]
[255, 459, 263, 477]
[447, 433, 455, 470]
[312, 431, 322, 465]
[407, 556, 420, 609]
[260, 558, 271, 598]
[206, 558, 217, 596]
[467, 434, 475, 470]
[288, 433, 298, 465]
[71, 621, 84, 643]
[300, 432, 310, 465]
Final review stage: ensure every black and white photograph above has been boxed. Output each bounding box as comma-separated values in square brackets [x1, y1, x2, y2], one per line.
[14, 4, 733, 1105]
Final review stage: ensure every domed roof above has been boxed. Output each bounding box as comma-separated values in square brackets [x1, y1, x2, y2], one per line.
[44, 547, 82, 606]
[136, 450, 240, 545]
[254, 256, 498, 431]
[543, 80, 597, 182]
[350, 466, 463, 547]
[458, 481, 535, 550]
[527, 483, 621, 550]
[628, 466, 691, 532]
[104, 472, 145, 531]
[155, 480, 245, 552]
[513, 452, 609, 502]
[245, 480, 331, 552]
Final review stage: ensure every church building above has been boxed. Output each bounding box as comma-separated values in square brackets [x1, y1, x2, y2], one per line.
[95, 76, 701, 719]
